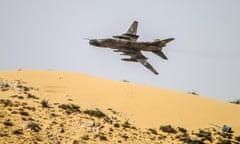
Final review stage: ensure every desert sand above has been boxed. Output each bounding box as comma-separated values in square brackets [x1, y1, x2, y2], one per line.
[0, 70, 240, 144]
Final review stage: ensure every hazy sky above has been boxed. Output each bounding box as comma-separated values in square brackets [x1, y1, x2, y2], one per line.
[1, 0, 240, 101]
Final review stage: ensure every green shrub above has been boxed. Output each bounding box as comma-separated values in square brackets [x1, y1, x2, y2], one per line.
[19, 111, 29, 116]
[114, 123, 120, 128]
[235, 136, 240, 142]
[178, 127, 187, 133]
[11, 111, 18, 114]
[3, 121, 13, 126]
[27, 122, 41, 132]
[218, 139, 232, 144]
[160, 125, 177, 134]
[217, 132, 233, 139]
[148, 128, 158, 135]
[122, 134, 128, 140]
[12, 129, 23, 135]
[195, 129, 212, 142]
[95, 133, 108, 141]
[0, 99, 13, 107]
[82, 134, 90, 140]
[99, 135, 108, 141]
[27, 93, 39, 99]
[58, 103, 80, 114]
[83, 108, 106, 118]
[122, 121, 131, 129]
[41, 99, 49, 108]
[18, 96, 24, 99]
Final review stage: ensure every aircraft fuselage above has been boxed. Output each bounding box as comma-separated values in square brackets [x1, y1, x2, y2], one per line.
[89, 38, 174, 51]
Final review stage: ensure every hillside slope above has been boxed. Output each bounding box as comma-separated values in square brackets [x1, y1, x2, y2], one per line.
[0, 70, 240, 143]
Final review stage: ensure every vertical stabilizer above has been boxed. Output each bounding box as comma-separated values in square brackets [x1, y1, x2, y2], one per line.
[126, 21, 138, 35]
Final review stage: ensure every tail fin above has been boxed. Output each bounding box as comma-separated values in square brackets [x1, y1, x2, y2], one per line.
[113, 21, 139, 41]
[126, 21, 138, 35]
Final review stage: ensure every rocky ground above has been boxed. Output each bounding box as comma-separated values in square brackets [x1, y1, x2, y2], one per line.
[1, 78, 240, 144]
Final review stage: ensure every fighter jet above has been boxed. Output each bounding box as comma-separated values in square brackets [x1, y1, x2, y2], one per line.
[88, 21, 174, 75]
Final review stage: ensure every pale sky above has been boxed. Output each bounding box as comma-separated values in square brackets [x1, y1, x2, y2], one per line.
[0, 0, 240, 101]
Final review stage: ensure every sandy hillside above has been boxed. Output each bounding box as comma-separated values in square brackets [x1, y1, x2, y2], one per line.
[0, 70, 240, 144]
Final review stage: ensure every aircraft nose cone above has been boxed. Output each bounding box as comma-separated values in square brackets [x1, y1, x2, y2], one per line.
[89, 39, 97, 45]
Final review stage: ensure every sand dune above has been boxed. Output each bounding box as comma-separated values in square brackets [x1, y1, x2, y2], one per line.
[0, 70, 240, 143]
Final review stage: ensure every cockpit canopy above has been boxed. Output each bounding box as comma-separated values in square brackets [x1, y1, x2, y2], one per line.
[89, 39, 98, 45]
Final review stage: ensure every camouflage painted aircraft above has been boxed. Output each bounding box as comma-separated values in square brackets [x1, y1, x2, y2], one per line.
[89, 21, 174, 75]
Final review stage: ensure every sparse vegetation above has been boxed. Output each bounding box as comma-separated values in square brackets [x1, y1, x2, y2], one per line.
[178, 127, 187, 133]
[122, 134, 129, 140]
[83, 108, 106, 118]
[107, 108, 118, 114]
[188, 91, 199, 95]
[217, 139, 232, 144]
[122, 80, 129, 83]
[27, 122, 41, 132]
[187, 139, 204, 144]
[41, 99, 49, 108]
[148, 128, 158, 135]
[122, 120, 131, 129]
[82, 134, 90, 140]
[160, 125, 177, 134]
[0, 99, 13, 107]
[23, 106, 36, 111]
[195, 129, 212, 142]
[19, 110, 29, 116]
[72, 140, 79, 144]
[96, 133, 108, 141]
[177, 133, 192, 143]
[0, 83, 10, 91]
[217, 132, 233, 139]
[114, 123, 120, 128]
[27, 93, 39, 99]
[99, 135, 108, 141]
[235, 136, 240, 142]
[12, 129, 23, 135]
[58, 103, 80, 114]
[0, 132, 8, 137]
[230, 99, 240, 104]
[3, 120, 13, 126]
[1, 78, 240, 144]
[17, 95, 24, 99]
[11, 111, 18, 114]
[22, 86, 30, 92]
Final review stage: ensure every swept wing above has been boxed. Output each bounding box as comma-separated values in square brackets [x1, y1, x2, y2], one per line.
[152, 51, 168, 60]
[114, 49, 159, 75]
